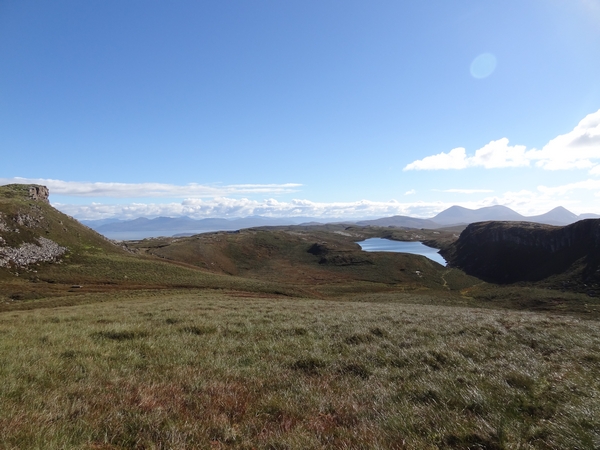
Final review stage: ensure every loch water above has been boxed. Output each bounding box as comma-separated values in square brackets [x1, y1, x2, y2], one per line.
[357, 238, 447, 266]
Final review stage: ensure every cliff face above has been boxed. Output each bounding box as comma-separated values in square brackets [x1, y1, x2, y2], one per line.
[442, 220, 600, 284]
[28, 185, 50, 202]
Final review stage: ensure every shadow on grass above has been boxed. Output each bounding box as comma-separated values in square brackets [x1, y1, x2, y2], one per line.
[91, 330, 149, 341]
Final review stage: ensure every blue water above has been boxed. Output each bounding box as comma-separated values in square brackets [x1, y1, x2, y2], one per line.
[357, 238, 447, 266]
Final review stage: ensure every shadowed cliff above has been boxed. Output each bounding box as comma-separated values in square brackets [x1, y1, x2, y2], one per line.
[442, 220, 600, 287]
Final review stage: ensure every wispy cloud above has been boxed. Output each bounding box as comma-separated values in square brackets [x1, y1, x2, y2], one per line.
[0, 178, 302, 198]
[404, 189, 416, 195]
[435, 189, 494, 194]
[404, 147, 471, 170]
[404, 109, 600, 172]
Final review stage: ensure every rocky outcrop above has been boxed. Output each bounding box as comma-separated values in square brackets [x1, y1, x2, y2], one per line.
[0, 237, 67, 268]
[0, 184, 126, 276]
[442, 220, 600, 284]
[308, 242, 373, 266]
[0, 184, 66, 266]
[0, 183, 50, 202]
[28, 185, 49, 203]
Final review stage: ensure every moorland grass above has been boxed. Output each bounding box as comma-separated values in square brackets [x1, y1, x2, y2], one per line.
[1, 291, 599, 449]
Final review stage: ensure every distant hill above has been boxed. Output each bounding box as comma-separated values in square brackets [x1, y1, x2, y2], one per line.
[355, 215, 440, 229]
[430, 205, 524, 226]
[526, 206, 580, 226]
[79, 218, 125, 228]
[353, 205, 594, 230]
[84, 205, 599, 239]
[430, 205, 593, 227]
[91, 216, 341, 238]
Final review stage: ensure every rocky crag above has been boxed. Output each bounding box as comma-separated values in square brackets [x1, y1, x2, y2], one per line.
[0, 184, 67, 267]
[28, 185, 49, 202]
[442, 220, 600, 291]
[0, 184, 120, 271]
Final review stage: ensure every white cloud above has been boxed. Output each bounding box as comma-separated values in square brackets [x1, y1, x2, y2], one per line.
[404, 139, 529, 170]
[405, 189, 416, 195]
[537, 179, 600, 196]
[54, 186, 599, 220]
[404, 109, 600, 172]
[404, 147, 469, 170]
[0, 178, 302, 198]
[529, 109, 600, 170]
[54, 198, 452, 221]
[39, 173, 600, 221]
[470, 139, 529, 168]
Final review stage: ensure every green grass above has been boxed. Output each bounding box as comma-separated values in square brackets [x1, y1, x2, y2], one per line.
[1, 290, 599, 449]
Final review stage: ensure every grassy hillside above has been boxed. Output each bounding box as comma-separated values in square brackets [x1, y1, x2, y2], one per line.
[125, 227, 476, 296]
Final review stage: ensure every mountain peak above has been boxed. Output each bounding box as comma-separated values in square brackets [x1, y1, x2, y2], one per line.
[429, 204, 583, 227]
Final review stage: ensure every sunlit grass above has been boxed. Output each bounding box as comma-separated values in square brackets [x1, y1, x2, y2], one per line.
[1, 290, 599, 449]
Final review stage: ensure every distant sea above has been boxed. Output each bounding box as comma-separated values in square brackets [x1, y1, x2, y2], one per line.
[100, 230, 221, 241]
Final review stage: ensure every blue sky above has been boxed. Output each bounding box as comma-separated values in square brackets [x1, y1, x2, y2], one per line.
[2, 0, 600, 220]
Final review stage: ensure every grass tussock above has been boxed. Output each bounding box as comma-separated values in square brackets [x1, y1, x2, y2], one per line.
[0, 290, 599, 449]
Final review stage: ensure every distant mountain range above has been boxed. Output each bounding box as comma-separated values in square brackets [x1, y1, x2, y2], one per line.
[357, 205, 599, 229]
[83, 216, 330, 239]
[83, 205, 600, 239]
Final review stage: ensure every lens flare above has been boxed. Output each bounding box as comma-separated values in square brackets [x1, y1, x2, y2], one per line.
[470, 53, 497, 79]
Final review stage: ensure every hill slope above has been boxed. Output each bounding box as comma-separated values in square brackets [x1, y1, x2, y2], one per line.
[125, 225, 479, 296]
